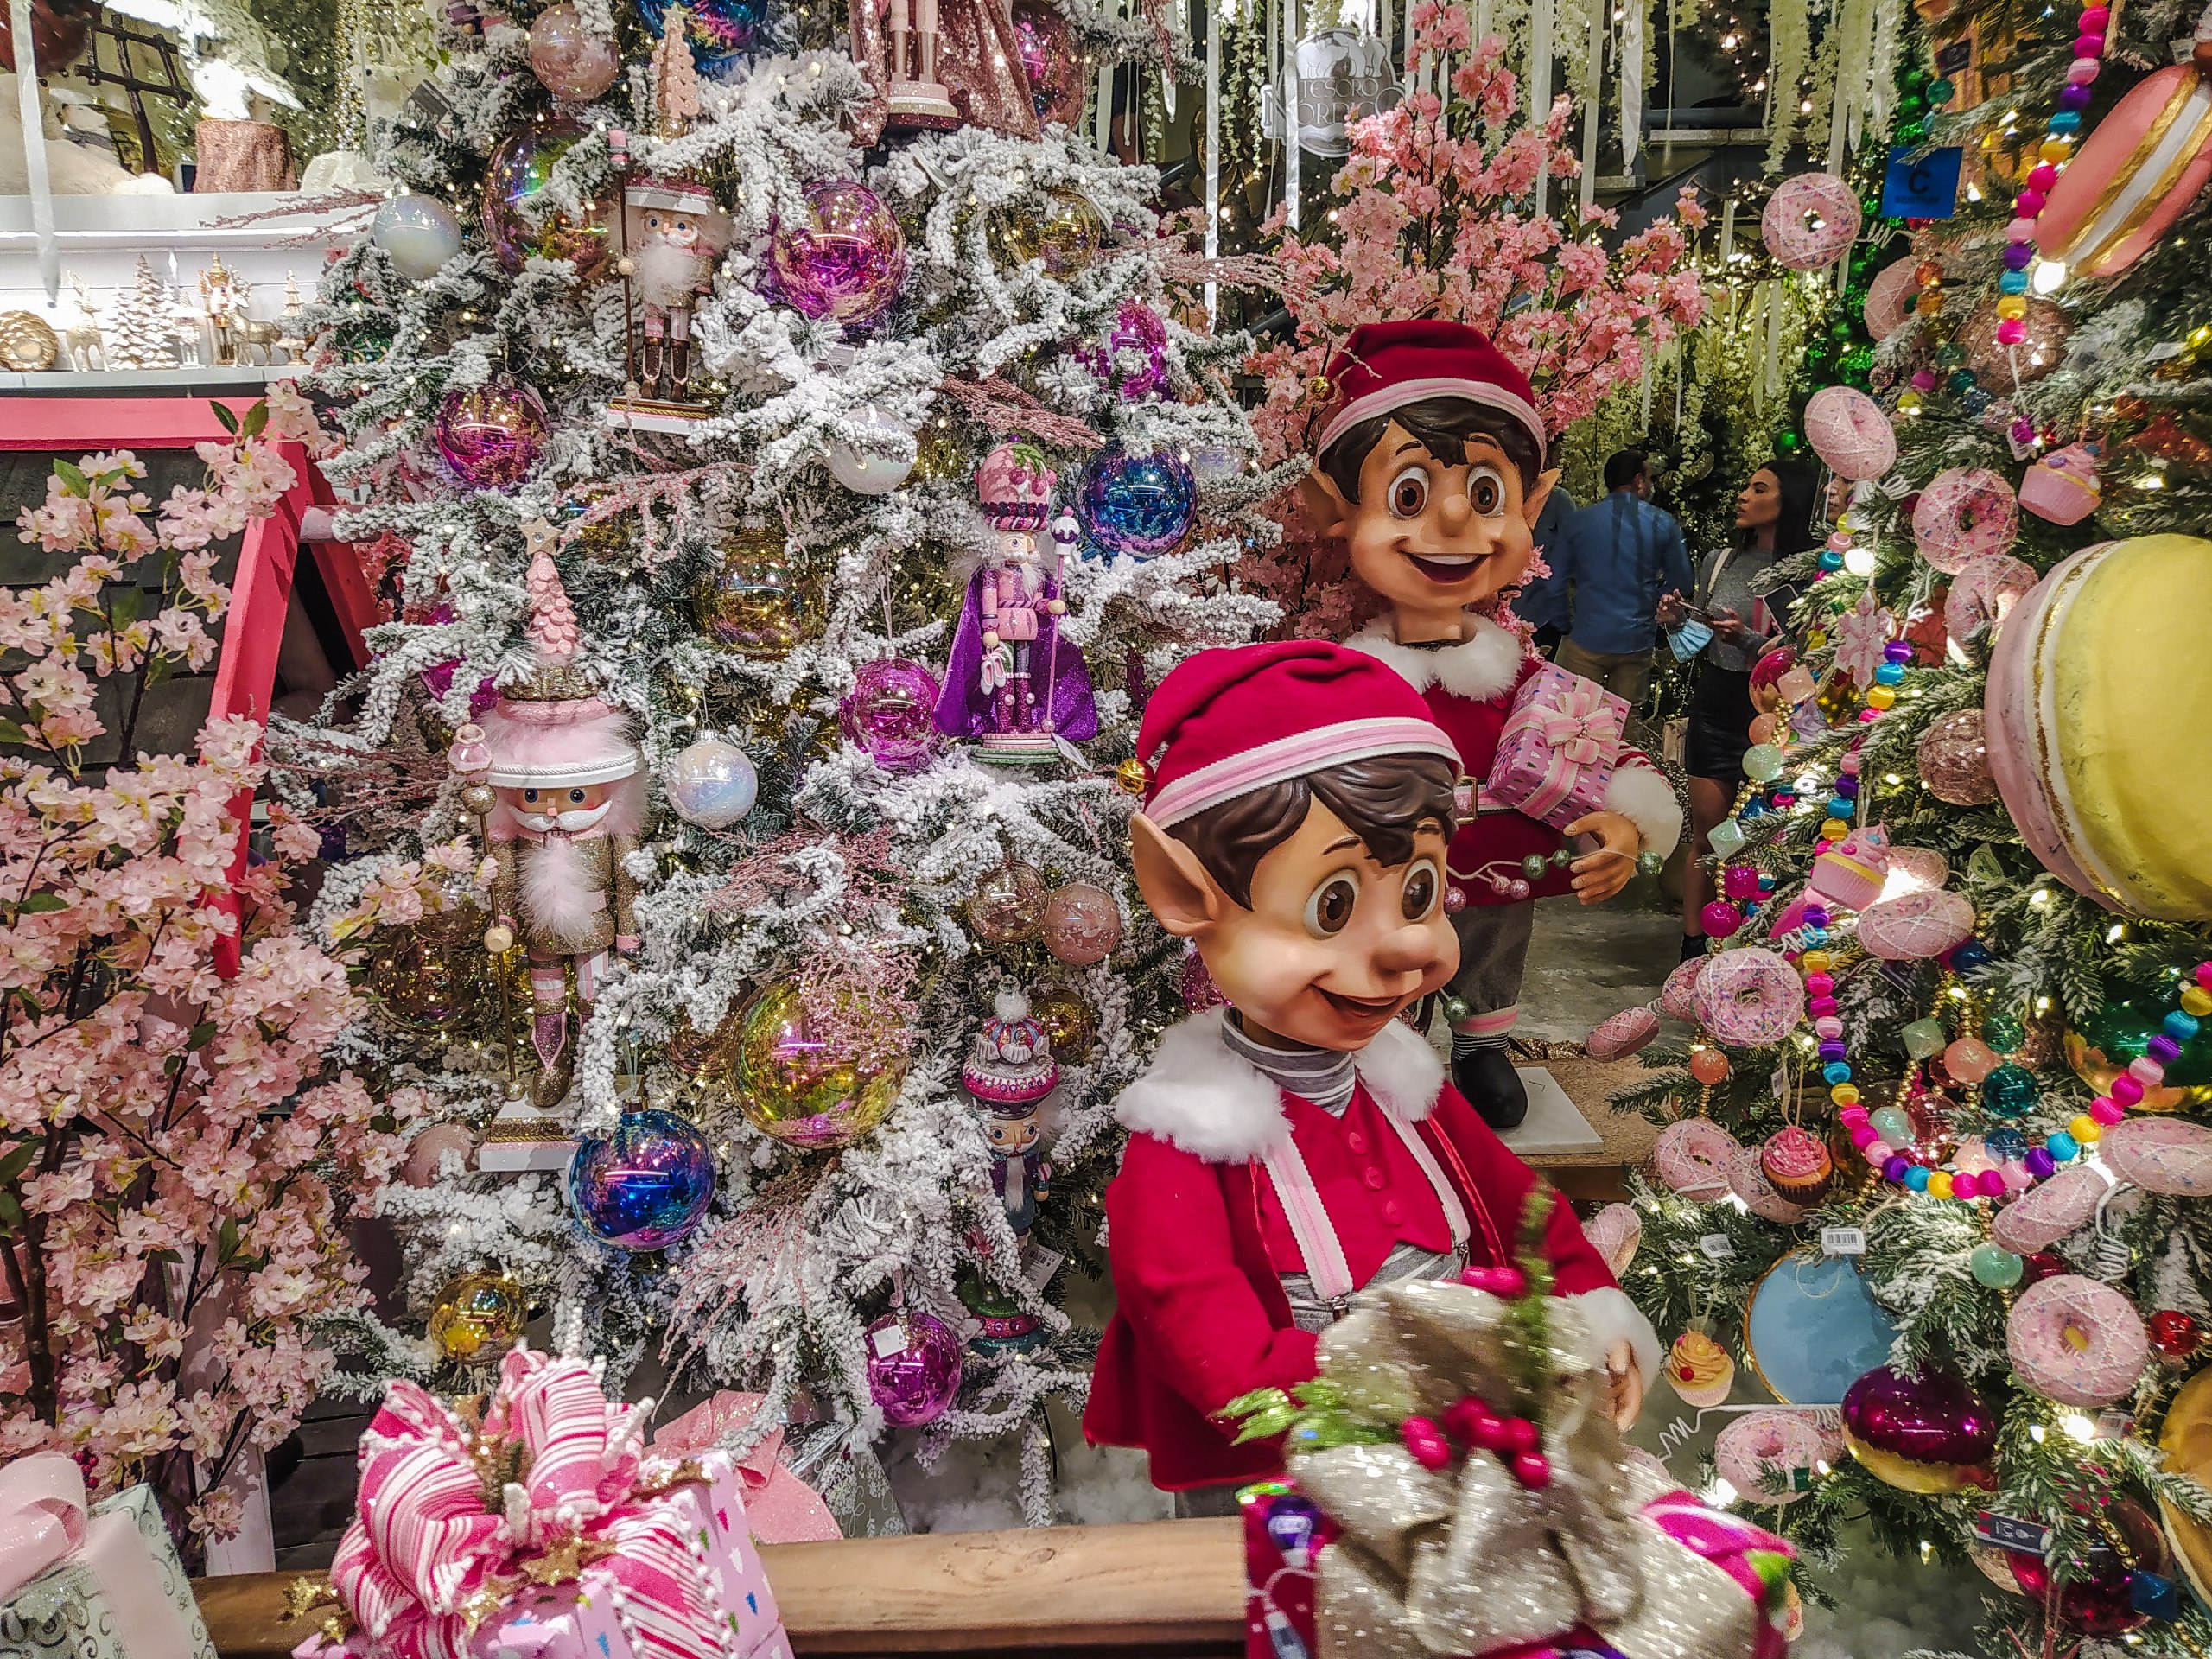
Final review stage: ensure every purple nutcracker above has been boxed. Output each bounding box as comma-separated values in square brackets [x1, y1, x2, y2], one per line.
[960, 988, 1057, 1242]
[935, 442, 1097, 764]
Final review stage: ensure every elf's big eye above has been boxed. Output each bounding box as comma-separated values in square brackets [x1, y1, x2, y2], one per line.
[1401, 856, 1441, 920]
[1304, 874, 1359, 938]
[1388, 467, 1429, 518]
[1467, 465, 1505, 515]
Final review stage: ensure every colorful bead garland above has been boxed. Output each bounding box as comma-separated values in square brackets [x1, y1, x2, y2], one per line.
[2002, 3, 2105, 302]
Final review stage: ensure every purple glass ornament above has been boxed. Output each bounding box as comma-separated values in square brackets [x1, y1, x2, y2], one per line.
[1263, 1492, 1322, 1566]
[1011, 0, 1084, 124]
[1077, 443, 1196, 557]
[1840, 1363, 1997, 1488]
[767, 181, 908, 330]
[566, 1108, 716, 1250]
[865, 1309, 963, 1427]
[1180, 946, 1226, 1013]
[480, 119, 612, 276]
[435, 378, 550, 489]
[840, 658, 942, 772]
[1081, 301, 1169, 401]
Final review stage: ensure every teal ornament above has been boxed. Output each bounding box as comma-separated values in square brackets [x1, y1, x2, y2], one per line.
[1969, 1244, 2024, 1288]
[1983, 1008, 2025, 1052]
[1871, 1107, 1914, 1143]
[1980, 1063, 2038, 1118]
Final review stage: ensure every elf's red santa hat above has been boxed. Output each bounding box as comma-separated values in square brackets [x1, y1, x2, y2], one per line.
[1314, 319, 1546, 461]
[1137, 640, 1457, 828]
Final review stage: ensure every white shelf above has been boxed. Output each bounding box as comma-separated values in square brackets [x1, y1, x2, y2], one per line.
[0, 365, 289, 395]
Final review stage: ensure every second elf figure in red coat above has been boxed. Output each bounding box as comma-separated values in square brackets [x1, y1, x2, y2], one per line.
[1082, 640, 1658, 1508]
[1305, 320, 1684, 1129]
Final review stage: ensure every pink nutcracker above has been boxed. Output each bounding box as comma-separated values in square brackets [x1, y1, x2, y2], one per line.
[934, 442, 1098, 763]
[453, 537, 646, 1111]
[617, 177, 734, 408]
[960, 988, 1058, 1242]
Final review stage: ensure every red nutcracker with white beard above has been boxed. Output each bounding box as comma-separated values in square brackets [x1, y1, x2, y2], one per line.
[618, 179, 733, 407]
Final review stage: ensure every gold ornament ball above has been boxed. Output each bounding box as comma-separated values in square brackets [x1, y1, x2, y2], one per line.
[666, 1010, 738, 1078]
[368, 920, 474, 1033]
[697, 523, 811, 658]
[968, 861, 1052, 945]
[427, 1271, 528, 1363]
[730, 979, 911, 1150]
[1112, 757, 1150, 796]
[990, 188, 1105, 277]
[1030, 982, 1097, 1062]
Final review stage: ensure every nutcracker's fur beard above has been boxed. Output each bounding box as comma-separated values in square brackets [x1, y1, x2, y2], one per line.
[633, 237, 709, 310]
[518, 833, 603, 941]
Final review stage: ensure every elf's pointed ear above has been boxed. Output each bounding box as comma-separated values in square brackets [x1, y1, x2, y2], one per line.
[1130, 814, 1231, 938]
[1300, 464, 1355, 540]
[1521, 467, 1560, 529]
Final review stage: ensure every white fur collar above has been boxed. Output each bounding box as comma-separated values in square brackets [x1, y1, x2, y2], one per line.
[1114, 1007, 1445, 1164]
[1344, 614, 1525, 702]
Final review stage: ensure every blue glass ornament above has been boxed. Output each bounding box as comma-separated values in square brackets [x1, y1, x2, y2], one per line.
[569, 1108, 716, 1249]
[1078, 444, 1196, 557]
[1949, 938, 1993, 972]
[1980, 1063, 2038, 1118]
[1985, 1128, 2029, 1162]
[636, 0, 766, 74]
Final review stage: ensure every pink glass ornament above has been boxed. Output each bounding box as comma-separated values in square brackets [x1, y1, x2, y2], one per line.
[768, 181, 909, 328]
[1041, 882, 1122, 965]
[839, 657, 942, 773]
[1011, 0, 1084, 125]
[1723, 865, 1763, 901]
[528, 3, 620, 99]
[1700, 900, 1742, 937]
[435, 377, 549, 488]
[866, 1309, 963, 1426]
[480, 119, 612, 276]
[403, 1122, 475, 1188]
[1916, 709, 2000, 805]
[1944, 1037, 2000, 1084]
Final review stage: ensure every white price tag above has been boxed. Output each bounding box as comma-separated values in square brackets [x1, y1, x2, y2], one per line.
[1024, 1248, 1066, 1289]
[1821, 1227, 1867, 1256]
[869, 1320, 909, 1358]
[1698, 1234, 1735, 1262]
[1769, 1065, 1789, 1103]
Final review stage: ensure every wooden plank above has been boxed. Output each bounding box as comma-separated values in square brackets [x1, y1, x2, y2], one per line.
[196, 1519, 1246, 1658]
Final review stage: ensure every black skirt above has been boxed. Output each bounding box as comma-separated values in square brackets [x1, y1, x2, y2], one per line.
[1684, 664, 1756, 787]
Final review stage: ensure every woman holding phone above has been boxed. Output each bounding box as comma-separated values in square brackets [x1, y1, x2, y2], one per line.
[1656, 458, 1819, 960]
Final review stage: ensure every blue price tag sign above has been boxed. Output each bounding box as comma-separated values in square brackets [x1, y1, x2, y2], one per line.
[1882, 147, 1964, 218]
[1974, 1510, 2051, 1556]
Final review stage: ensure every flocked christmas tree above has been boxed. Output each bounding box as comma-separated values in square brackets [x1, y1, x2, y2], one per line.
[106, 254, 175, 371]
[276, 0, 1287, 1526]
[1613, 0, 2212, 1648]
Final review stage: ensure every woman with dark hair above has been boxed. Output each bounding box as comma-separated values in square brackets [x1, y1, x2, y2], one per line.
[1657, 457, 1820, 959]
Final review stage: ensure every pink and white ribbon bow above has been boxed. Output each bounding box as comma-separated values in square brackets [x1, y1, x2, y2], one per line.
[652, 1393, 840, 1545]
[1509, 680, 1622, 767]
[331, 1350, 732, 1659]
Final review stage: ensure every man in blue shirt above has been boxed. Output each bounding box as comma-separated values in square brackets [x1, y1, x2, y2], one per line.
[1509, 436, 1578, 656]
[1549, 449, 1692, 715]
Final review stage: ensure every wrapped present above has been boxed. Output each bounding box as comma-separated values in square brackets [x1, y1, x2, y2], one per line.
[0, 1456, 215, 1659]
[321, 1348, 793, 1659]
[652, 1392, 842, 1544]
[1808, 824, 1891, 913]
[1234, 1268, 1795, 1658]
[1485, 666, 1627, 835]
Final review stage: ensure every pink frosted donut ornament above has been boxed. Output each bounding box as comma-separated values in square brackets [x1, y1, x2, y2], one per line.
[1658, 957, 1704, 1022]
[1856, 888, 1976, 961]
[2018, 442, 2102, 526]
[1990, 1161, 2109, 1254]
[1694, 948, 1808, 1047]
[2035, 61, 2212, 280]
[1911, 467, 2020, 575]
[1943, 556, 2038, 643]
[1884, 845, 1950, 895]
[2006, 1274, 2150, 1408]
[1586, 1202, 1643, 1276]
[1862, 256, 1922, 341]
[1804, 386, 1897, 481]
[2102, 1116, 2212, 1198]
[1655, 1118, 1744, 1202]
[1587, 1004, 1662, 1061]
[1761, 172, 1863, 270]
[1715, 1410, 1829, 1504]
[1726, 1144, 1808, 1224]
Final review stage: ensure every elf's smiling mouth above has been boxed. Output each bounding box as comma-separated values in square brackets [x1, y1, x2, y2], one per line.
[1318, 988, 1403, 1022]
[1405, 550, 1486, 584]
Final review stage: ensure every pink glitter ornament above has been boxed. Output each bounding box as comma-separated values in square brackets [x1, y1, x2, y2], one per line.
[2102, 1116, 2212, 1198]
[1942, 556, 2038, 642]
[1180, 947, 1226, 1012]
[866, 1308, 964, 1425]
[2005, 1274, 2148, 1408]
[1761, 172, 1863, 269]
[1012, 1, 1085, 127]
[1911, 467, 2020, 575]
[1586, 1004, 1660, 1061]
[528, 3, 620, 99]
[840, 657, 942, 773]
[768, 180, 909, 329]
[1041, 882, 1122, 965]
[434, 377, 549, 488]
[1916, 709, 1999, 805]
[1804, 385, 1897, 481]
[1655, 1118, 1743, 1201]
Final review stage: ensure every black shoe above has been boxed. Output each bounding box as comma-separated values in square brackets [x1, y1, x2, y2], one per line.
[1452, 1042, 1529, 1131]
[1680, 932, 1708, 963]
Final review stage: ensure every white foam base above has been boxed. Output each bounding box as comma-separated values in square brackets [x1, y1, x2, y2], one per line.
[1494, 1066, 1605, 1156]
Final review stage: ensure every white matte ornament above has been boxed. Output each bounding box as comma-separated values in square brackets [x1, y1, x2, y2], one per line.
[826, 405, 916, 495]
[664, 735, 758, 828]
[372, 194, 464, 282]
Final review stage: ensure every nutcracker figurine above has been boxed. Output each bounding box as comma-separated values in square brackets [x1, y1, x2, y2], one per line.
[613, 177, 734, 410]
[848, 0, 1039, 143]
[960, 988, 1056, 1242]
[455, 542, 646, 1125]
[200, 256, 245, 365]
[933, 442, 1098, 764]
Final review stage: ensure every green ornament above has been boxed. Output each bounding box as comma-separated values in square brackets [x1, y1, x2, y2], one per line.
[1550, 847, 1575, 868]
[1897, 118, 1930, 143]
[1980, 1063, 2039, 1118]
[1902, 1017, 1948, 1059]
[1897, 93, 1926, 118]
[1521, 854, 1549, 880]
[1984, 1009, 2025, 1052]
[1901, 66, 1930, 91]
[1440, 995, 1471, 1024]
[1742, 744, 1786, 784]
[1969, 1243, 2024, 1289]
[1871, 1106, 1914, 1142]
[1636, 850, 1665, 877]
[2066, 967, 2212, 1104]
[1777, 430, 1802, 452]
[1928, 77, 1956, 105]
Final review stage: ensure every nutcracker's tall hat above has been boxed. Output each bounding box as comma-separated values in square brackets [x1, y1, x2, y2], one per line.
[1135, 640, 1456, 829]
[480, 548, 645, 807]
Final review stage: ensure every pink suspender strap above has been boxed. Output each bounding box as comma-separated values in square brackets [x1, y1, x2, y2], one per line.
[1259, 1138, 1357, 1304]
[1376, 1105, 1471, 1253]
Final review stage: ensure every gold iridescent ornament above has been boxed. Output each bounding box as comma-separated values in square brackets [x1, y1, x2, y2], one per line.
[427, 1271, 529, 1363]
[729, 980, 911, 1150]
[696, 519, 812, 658]
[968, 861, 1051, 945]
[368, 916, 474, 1033]
[1029, 982, 1096, 1063]
[988, 188, 1105, 277]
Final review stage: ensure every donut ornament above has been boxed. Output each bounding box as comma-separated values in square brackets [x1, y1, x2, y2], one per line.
[1694, 948, 1808, 1048]
[2005, 1274, 2149, 1408]
[1910, 467, 2019, 575]
[1655, 1118, 1744, 1202]
[1715, 1410, 1831, 1505]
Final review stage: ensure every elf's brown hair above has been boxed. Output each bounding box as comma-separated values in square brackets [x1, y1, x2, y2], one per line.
[1316, 396, 1543, 505]
[1167, 754, 1459, 910]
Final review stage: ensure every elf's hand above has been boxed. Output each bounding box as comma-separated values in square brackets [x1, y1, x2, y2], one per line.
[1564, 810, 1641, 904]
[1606, 1338, 1645, 1429]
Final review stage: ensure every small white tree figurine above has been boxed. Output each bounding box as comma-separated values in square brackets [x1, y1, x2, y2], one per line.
[106, 256, 176, 371]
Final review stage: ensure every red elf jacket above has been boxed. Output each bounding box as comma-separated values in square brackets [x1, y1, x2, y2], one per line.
[1084, 1009, 1661, 1492]
[1344, 616, 1683, 906]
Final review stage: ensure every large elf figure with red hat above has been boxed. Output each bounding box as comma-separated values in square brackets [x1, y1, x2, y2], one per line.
[1083, 641, 1657, 1506]
[1304, 320, 1683, 1129]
